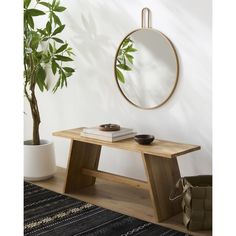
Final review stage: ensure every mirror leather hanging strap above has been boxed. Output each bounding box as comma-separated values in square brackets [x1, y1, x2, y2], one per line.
[141, 7, 152, 28]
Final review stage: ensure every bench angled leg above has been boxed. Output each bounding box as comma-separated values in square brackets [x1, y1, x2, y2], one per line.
[64, 139, 101, 193]
[142, 153, 182, 222]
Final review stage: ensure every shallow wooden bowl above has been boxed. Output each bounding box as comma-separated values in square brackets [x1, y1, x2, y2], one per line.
[99, 124, 120, 131]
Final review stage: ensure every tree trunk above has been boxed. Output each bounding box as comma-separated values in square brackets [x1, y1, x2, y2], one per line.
[29, 87, 41, 145]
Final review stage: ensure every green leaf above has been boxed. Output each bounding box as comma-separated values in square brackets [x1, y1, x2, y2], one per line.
[31, 32, 41, 49]
[52, 79, 60, 93]
[52, 12, 62, 26]
[52, 0, 57, 7]
[55, 55, 73, 61]
[60, 71, 67, 88]
[65, 71, 72, 77]
[63, 67, 75, 73]
[36, 66, 47, 92]
[51, 59, 57, 75]
[49, 43, 53, 53]
[52, 37, 64, 43]
[46, 21, 52, 35]
[124, 57, 126, 65]
[64, 78, 68, 87]
[126, 46, 137, 53]
[52, 24, 65, 36]
[27, 9, 45, 17]
[122, 39, 131, 48]
[24, 0, 31, 9]
[39, 2, 51, 8]
[26, 14, 34, 28]
[49, 11, 53, 24]
[66, 49, 75, 56]
[42, 52, 50, 63]
[126, 54, 134, 64]
[116, 68, 125, 83]
[54, 0, 60, 8]
[124, 37, 133, 43]
[42, 37, 50, 41]
[54, 59, 60, 68]
[37, 28, 47, 35]
[56, 43, 67, 53]
[117, 64, 131, 71]
[54, 6, 66, 12]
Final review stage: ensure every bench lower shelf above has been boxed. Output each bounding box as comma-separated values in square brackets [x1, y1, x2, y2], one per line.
[31, 167, 211, 236]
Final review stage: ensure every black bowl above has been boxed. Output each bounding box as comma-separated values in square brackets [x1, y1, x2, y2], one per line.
[134, 134, 155, 145]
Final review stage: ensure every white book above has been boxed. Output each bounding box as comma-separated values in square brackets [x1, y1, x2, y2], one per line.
[83, 127, 134, 138]
[80, 132, 136, 142]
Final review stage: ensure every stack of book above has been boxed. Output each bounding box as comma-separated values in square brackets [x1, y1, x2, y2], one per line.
[81, 127, 136, 142]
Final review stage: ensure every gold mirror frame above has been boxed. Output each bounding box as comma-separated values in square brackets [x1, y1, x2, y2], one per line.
[114, 8, 179, 110]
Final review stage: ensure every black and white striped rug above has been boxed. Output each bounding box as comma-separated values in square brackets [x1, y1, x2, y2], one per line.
[24, 182, 184, 236]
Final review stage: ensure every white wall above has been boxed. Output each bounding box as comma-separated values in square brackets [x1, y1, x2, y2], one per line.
[24, 0, 212, 180]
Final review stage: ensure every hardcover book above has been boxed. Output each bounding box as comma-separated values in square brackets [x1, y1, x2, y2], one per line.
[80, 131, 136, 142]
[82, 127, 134, 138]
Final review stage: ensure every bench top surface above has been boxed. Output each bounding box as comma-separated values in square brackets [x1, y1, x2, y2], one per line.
[53, 128, 200, 158]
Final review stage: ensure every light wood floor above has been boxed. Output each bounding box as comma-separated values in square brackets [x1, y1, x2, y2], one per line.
[31, 167, 212, 236]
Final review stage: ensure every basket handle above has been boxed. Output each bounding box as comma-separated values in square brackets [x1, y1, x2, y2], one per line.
[169, 178, 184, 201]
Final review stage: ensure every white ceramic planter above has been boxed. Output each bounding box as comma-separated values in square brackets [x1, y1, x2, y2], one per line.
[24, 140, 56, 181]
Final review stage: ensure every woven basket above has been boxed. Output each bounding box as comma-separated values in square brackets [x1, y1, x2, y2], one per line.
[170, 175, 212, 231]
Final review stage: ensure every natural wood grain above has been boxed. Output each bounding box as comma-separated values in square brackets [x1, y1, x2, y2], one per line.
[63, 139, 73, 193]
[142, 154, 182, 222]
[32, 166, 65, 194]
[142, 153, 159, 221]
[64, 140, 101, 193]
[82, 168, 149, 190]
[31, 167, 211, 236]
[46, 128, 208, 235]
[71, 179, 154, 224]
[53, 128, 200, 158]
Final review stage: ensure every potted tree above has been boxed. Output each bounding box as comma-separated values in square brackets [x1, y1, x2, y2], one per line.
[24, 0, 75, 180]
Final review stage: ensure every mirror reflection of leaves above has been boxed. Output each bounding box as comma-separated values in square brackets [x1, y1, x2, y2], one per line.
[116, 37, 137, 83]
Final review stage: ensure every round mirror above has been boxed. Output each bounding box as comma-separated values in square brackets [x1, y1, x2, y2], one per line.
[114, 28, 179, 109]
